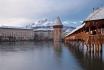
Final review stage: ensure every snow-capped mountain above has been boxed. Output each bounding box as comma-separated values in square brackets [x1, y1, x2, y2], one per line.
[24, 19, 75, 33]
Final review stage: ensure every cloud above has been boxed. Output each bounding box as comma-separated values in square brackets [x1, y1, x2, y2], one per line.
[0, 0, 102, 26]
[0, 18, 33, 26]
[0, 0, 91, 18]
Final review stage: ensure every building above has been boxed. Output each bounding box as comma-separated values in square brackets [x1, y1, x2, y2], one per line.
[0, 27, 34, 41]
[53, 17, 63, 42]
[34, 28, 53, 41]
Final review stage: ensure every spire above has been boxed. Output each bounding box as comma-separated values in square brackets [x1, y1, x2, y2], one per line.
[54, 16, 63, 26]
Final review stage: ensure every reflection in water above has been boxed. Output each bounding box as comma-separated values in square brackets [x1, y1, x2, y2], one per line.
[66, 41, 104, 70]
[53, 42, 62, 55]
[53, 42, 62, 63]
[0, 41, 104, 70]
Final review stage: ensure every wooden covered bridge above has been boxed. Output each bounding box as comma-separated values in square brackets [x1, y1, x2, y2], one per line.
[64, 8, 104, 52]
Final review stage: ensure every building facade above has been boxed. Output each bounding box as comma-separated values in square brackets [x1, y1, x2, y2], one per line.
[34, 30, 53, 41]
[0, 27, 34, 41]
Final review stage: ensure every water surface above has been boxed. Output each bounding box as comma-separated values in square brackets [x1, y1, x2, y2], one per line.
[0, 41, 104, 70]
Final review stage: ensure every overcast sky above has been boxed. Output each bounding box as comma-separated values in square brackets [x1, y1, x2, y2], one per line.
[0, 0, 104, 26]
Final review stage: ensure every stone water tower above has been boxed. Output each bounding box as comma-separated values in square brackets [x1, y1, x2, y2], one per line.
[53, 17, 63, 42]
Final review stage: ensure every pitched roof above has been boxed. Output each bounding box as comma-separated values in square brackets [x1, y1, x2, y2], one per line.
[65, 23, 85, 37]
[54, 16, 63, 26]
[85, 7, 104, 21]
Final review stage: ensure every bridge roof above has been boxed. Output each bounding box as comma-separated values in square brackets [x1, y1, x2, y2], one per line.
[85, 7, 104, 21]
[65, 23, 85, 37]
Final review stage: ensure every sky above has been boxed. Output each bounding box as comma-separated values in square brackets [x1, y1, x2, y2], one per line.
[0, 0, 104, 27]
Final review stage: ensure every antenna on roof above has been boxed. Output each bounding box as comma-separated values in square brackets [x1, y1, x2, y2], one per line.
[92, 7, 100, 12]
[93, 8, 95, 12]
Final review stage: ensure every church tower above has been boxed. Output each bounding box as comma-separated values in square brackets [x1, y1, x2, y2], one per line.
[53, 17, 63, 42]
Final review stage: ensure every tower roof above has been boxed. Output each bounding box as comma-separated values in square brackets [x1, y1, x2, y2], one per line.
[54, 16, 63, 26]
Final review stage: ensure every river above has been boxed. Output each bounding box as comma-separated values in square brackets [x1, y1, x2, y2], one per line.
[0, 41, 104, 70]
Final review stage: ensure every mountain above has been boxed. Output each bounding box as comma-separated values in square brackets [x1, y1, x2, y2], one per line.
[24, 19, 75, 33]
